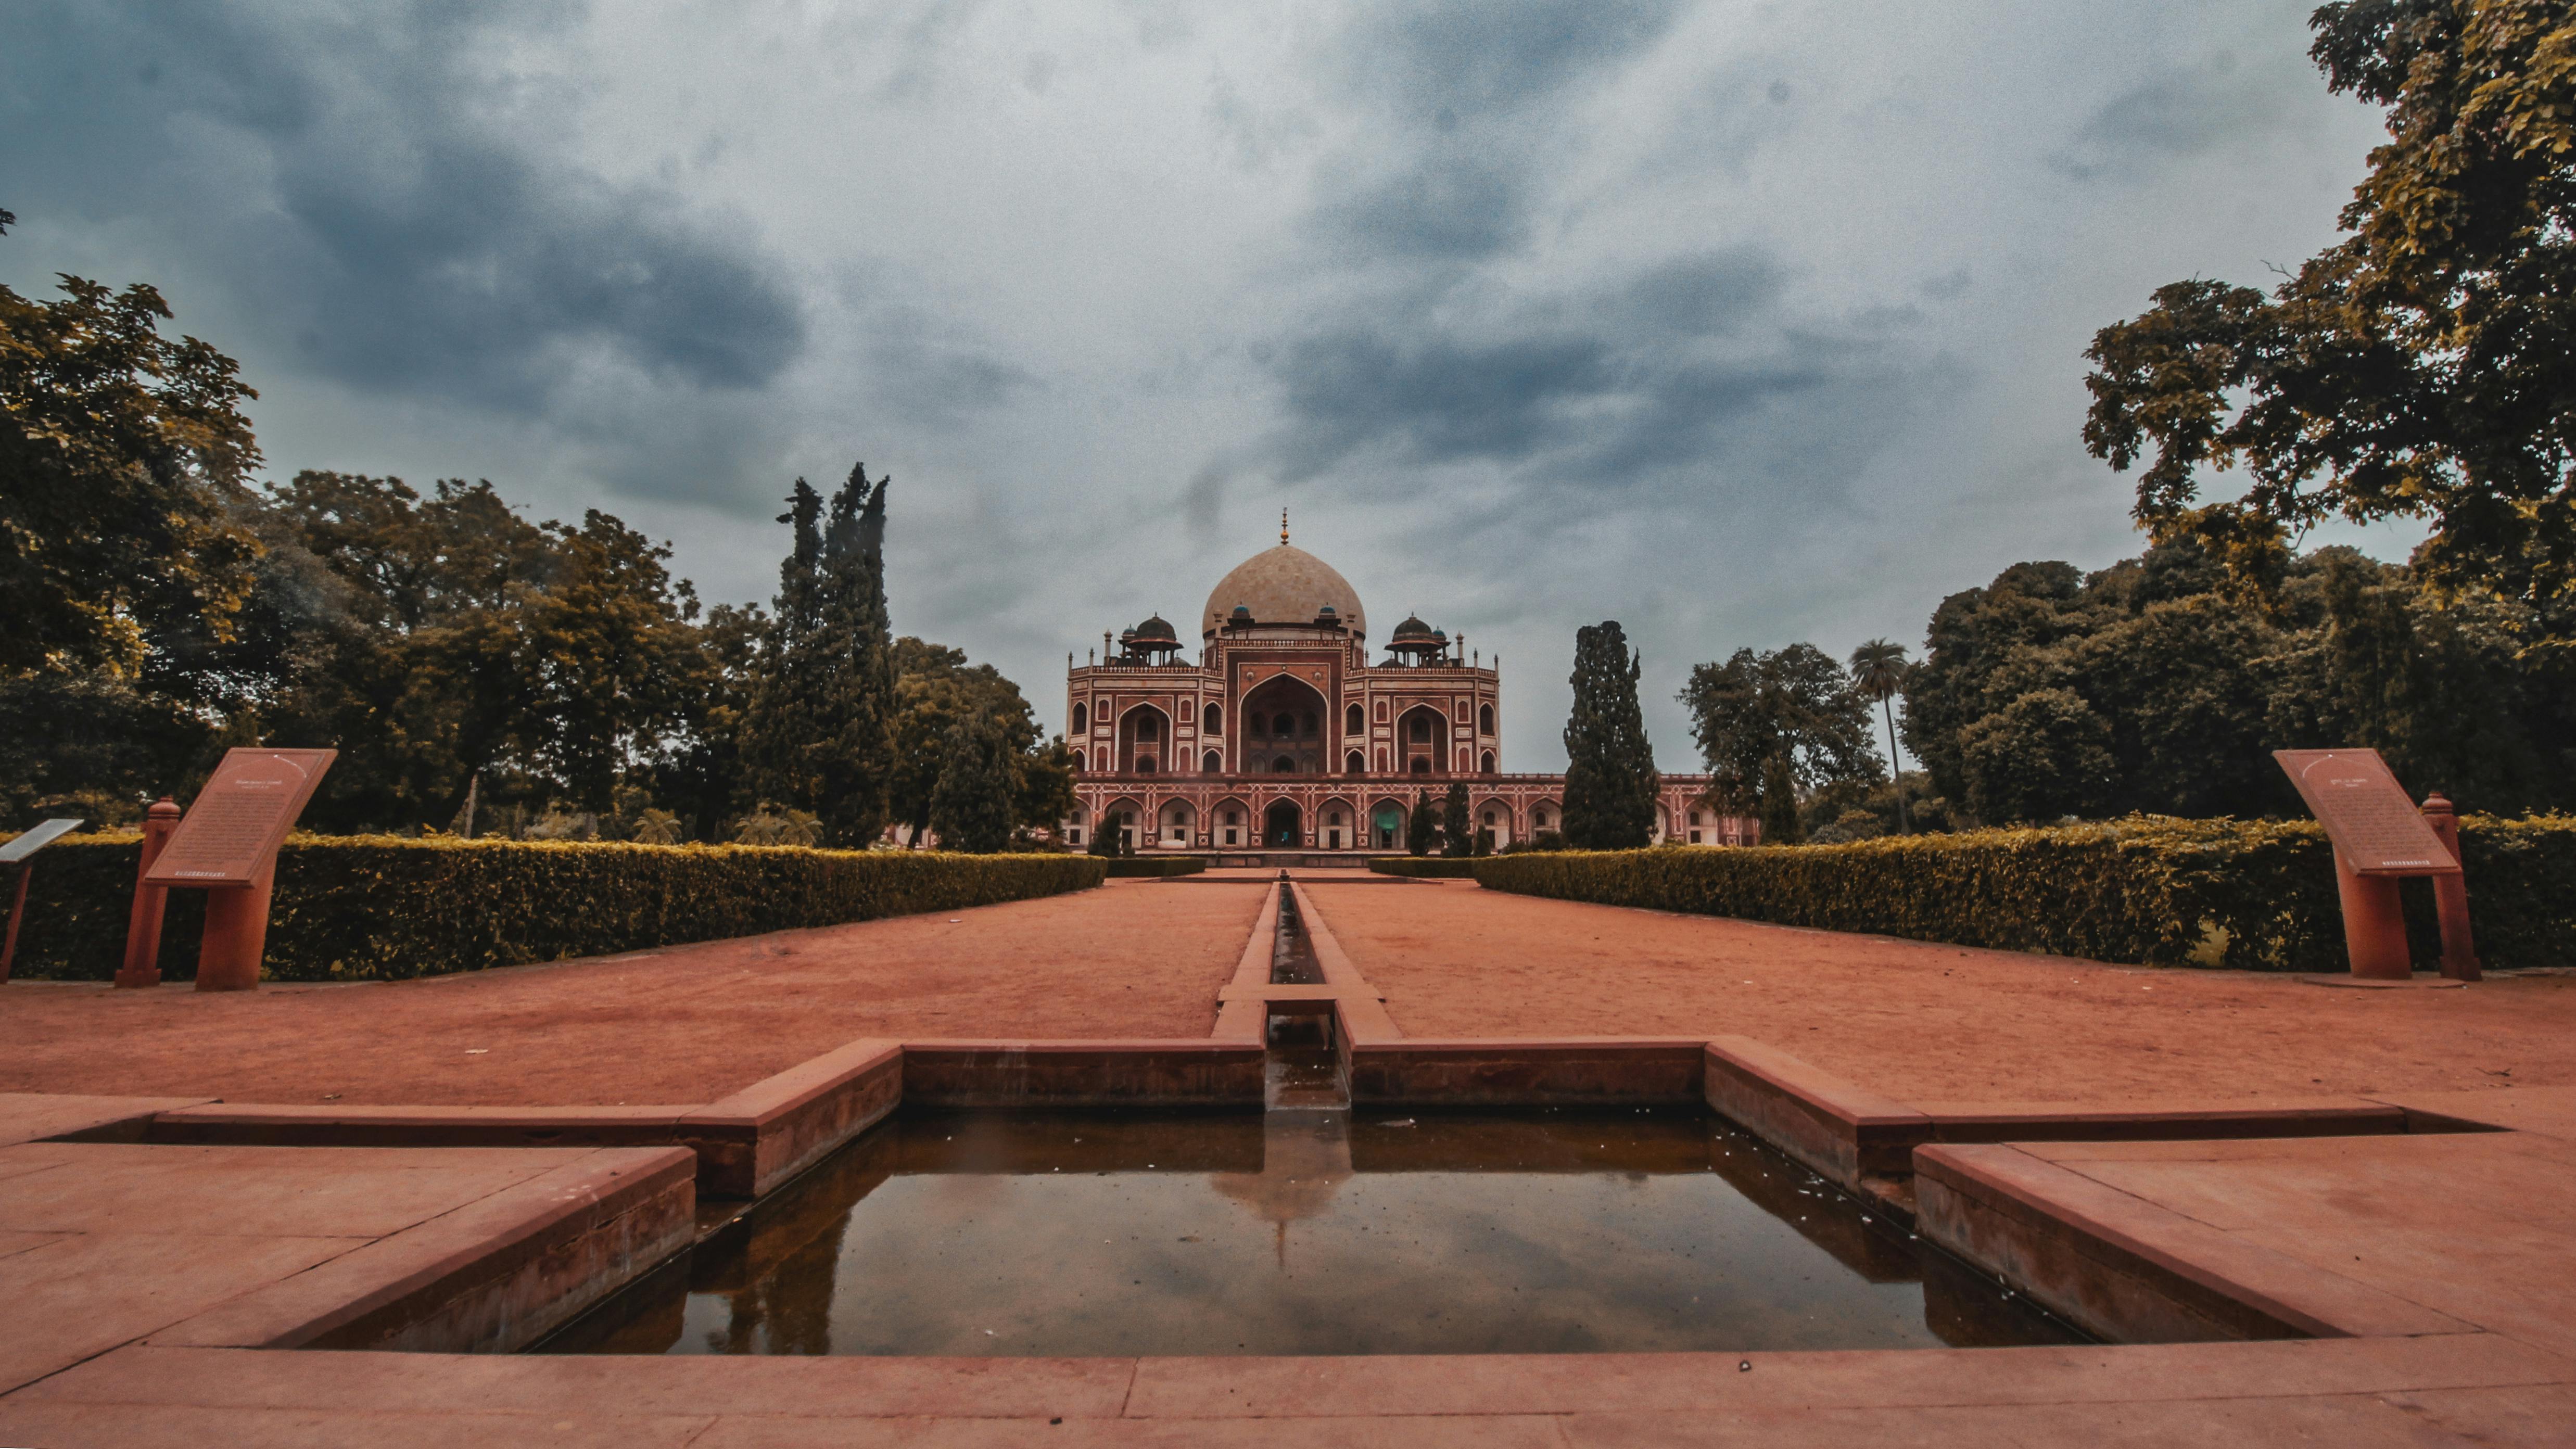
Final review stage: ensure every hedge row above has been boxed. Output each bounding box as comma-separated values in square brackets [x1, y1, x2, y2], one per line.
[1469, 816, 2576, 972]
[1106, 855, 1209, 877]
[5, 836, 1107, 983]
[1368, 857, 1481, 879]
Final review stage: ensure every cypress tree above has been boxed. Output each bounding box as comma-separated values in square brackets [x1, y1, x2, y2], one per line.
[738, 463, 899, 848]
[1407, 789, 1438, 856]
[740, 479, 827, 816]
[811, 463, 898, 846]
[1441, 779, 1471, 857]
[928, 711, 1017, 854]
[1562, 621, 1658, 849]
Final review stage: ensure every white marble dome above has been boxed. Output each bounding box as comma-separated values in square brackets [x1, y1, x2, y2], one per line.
[1200, 544, 1367, 639]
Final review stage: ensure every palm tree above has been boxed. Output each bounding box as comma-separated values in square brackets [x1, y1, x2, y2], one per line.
[1848, 639, 1913, 834]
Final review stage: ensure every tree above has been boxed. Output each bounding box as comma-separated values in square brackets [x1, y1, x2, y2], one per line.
[2081, 2, 2576, 639]
[1847, 640, 1914, 833]
[1759, 752, 1802, 845]
[740, 463, 898, 846]
[1, 240, 267, 821]
[927, 711, 1018, 854]
[1407, 789, 1438, 857]
[1680, 643, 1881, 834]
[1562, 621, 1658, 849]
[1, 266, 263, 678]
[1441, 779, 1471, 857]
[1086, 805, 1128, 857]
[1959, 688, 2118, 824]
[887, 635, 1067, 841]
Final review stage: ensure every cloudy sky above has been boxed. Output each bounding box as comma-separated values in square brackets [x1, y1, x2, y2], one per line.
[2, 1, 2422, 769]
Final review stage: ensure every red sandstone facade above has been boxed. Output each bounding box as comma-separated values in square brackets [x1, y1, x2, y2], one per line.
[1064, 532, 1754, 855]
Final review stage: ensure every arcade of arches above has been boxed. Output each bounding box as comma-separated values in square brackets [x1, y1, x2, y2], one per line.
[1062, 534, 1753, 854]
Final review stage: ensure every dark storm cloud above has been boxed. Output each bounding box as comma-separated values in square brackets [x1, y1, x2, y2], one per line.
[1333, 0, 1685, 123]
[0, 2, 805, 416]
[1262, 231, 1928, 518]
[1308, 0, 1686, 264]
[2047, 52, 2296, 183]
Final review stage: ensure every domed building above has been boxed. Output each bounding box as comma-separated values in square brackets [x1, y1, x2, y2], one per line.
[1064, 517, 1754, 858]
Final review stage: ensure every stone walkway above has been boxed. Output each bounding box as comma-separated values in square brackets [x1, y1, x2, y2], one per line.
[0, 881, 1266, 1106]
[1301, 880, 2576, 1101]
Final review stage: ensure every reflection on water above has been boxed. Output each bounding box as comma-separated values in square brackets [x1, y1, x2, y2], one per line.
[540, 1107, 2084, 1357]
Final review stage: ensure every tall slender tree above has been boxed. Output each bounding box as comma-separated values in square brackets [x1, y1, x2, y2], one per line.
[1847, 639, 1914, 834]
[739, 463, 899, 846]
[1407, 789, 1438, 857]
[1441, 779, 1471, 858]
[811, 464, 898, 845]
[1562, 621, 1658, 849]
[739, 478, 827, 817]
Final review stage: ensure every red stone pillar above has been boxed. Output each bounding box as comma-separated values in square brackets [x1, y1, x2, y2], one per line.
[2333, 847, 2414, 980]
[0, 860, 29, 984]
[2420, 793, 2480, 982]
[115, 798, 182, 989]
[194, 858, 275, 992]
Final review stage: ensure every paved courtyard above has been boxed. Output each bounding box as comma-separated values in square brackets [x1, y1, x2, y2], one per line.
[1305, 881, 2576, 1103]
[0, 881, 1266, 1106]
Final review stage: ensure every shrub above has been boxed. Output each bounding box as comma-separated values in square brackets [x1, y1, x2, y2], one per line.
[1470, 815, 2576, 972]
[1369, 856, 1480, 879]
[1105, 855, 1208, 878]
[4, 835, 1105, 983]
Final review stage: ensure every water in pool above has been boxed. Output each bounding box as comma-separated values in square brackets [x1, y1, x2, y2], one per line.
[541, 1107, 2082, 1356]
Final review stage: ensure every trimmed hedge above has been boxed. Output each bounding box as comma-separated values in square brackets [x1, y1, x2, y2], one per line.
[1106, 855, 1210, 878]
[1369, 857, 1481, 879]
[4, 835, 1106, 983]
[1470, 816, 2576, 973]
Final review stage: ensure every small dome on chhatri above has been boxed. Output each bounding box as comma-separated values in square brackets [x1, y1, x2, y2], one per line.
[1390, 614, 1434, 641]
[1132, 614, 1178, 643]
[1230, 603, 1253, 620]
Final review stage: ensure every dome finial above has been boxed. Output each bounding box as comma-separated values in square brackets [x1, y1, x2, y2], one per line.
[1280, 507, 1289, 546]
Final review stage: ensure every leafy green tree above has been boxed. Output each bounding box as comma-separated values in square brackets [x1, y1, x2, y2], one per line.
[1, 263, 262, 678]
[2082, 2, 2576, 636]
[1017, 738, 1080, 840]
[1441, 779, 1471, 857]
[1847, 640, 1914, 833]
[1680, 643, 1881, 832]
[887, 635, 1070, 841]
[928, 711, 1018, 854]
[1562, 621, 1658, 849]
[1407, 789, 1438, 857]
[1086, 805, 1128, 857]
[0, 232, 268, 821]
[1959, 688, 2119, 824]
[523, 511, 708, 813]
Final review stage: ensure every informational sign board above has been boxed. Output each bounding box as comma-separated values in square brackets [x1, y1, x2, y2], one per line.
[0, 818, 82, 866]
[2274, 748, 2457, 876]
[144, 748, 336, 888]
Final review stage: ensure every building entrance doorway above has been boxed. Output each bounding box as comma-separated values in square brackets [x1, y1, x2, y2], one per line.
[1373, 805, 1403, 850]
[1264, 800, 1302, 848]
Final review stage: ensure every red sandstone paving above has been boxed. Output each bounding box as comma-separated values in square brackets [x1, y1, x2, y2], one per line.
[0, 881, 1264, 1108]
[1304, 882, 2576, 1103]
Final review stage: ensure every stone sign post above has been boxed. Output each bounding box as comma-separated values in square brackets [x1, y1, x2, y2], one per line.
[114, 798, 183, 989]
[2274, 748, 2476, 982]
[0, 818, 85, 984]
[137, 748, 335, 992]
